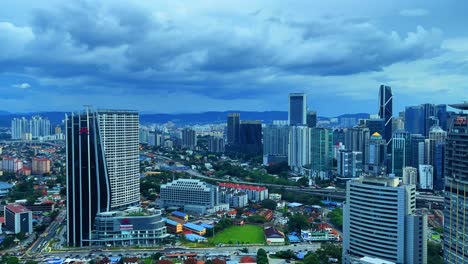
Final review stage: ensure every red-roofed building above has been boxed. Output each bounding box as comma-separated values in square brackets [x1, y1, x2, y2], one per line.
[4, 204, 32, 234]
[239, 256, 256, 264]
[227, 209, 237, 219]
[32, 157, 51, 174]
[218, 183, 268, 202]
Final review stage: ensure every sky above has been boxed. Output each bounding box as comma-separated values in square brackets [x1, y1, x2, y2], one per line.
[0, 0, 467, 116]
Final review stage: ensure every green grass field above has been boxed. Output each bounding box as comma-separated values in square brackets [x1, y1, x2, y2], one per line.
[209, 225, 265, 245]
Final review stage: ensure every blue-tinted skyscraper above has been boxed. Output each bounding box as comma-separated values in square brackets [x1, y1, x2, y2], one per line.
[392, 130, 411, 177]
[239, 121, 262, 155]
[378, 85, 393, 153]
[289, 93, 307, 126]
[405, 105, 424, 135]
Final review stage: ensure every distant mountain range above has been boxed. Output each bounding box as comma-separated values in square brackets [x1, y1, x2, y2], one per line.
[0, 110, 370, 126]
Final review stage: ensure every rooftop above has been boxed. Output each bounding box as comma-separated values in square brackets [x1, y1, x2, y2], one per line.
[219, 182, 267, 191]
[183, 222, 206, 232]
[0, 181, 13, 190]
[449, 102, 468, 110]
[6, 204, 30, 214]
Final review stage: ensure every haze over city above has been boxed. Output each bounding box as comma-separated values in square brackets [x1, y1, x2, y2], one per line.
[1, 0, 467, 115]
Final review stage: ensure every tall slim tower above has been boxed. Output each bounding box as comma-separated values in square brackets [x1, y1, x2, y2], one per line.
[289, 93, 307, 126]
[66, 109, 140, 247]
[443, 103, 468, 263]
[378, 85, 393, 153]
[227, 113, 240, 145]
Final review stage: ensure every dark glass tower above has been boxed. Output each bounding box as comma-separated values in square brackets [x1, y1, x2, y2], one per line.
[239, 121, 262, 155]
[306, 111, 317, 128]
[378, 85, 393, 153]
[289, 93, 306, 126]
[66, 109, 140, 247]
[443, 103, 468, 263]
[227, 113, 240, 145]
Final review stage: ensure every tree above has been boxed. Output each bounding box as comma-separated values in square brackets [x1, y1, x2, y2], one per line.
[205, 260, 213, 264]
[428, 241, 443, 264]
[297, 177, 309, 187]
[261, 199, 277, 210]
[288, 213, 310, 232]
[316, 243, 342, 263]
[151, 253, 163, 260]
[240, 247, 249, 253]
[328, 208, 343, 229]
[257, 248, 269, 264]
[303, 253, 320, 264]
[6, 257, 19, 264]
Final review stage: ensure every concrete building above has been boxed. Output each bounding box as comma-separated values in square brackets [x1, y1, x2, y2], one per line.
[307, 127, 333, 176]
[91, 209, 168, 246]
[418, 165, 433, 190]
[288, 126, 309, 174]
[219, 182, 268, 203]
[289, 93, 307, 126]
[159, 179, 227, 215]
[443, 103, 468, 263]
[263, 124, 289, 164]
[4, 204, 33, 234]
[337, 150, 363, 178]
[32, 157, 51, 174]
[1, 156, 23, 172]
[402, 167, 417, 186]
[227, 113, 240, 145]
[365, 132, 387, 176]
[343, 177, 427, 264]
[208, 137, 225, 153]
[181, 128, 197, 149]
[29, 115, 51, 138]
[66, 109, 141, 247]
[11, 117, 29, 140]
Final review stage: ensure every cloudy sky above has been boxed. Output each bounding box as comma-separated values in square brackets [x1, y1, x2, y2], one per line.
[0, 0, 467, 116]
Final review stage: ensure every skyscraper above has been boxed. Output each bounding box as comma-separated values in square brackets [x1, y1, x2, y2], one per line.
[289, 93, 307, 126]
[226, 113, 240, 145]
[343, 177, 427, 264]
[378, 85, 393, 153]
[11, 117, 29, 139]
[29, 115, 51, 138]
[239, 121, 262, 155]
[66, 109, 140, 247]
[308, 127, 333, 175]
[365, 132, 387, 176]
[306, 111, 317, 128]
[337, 150, 363, 178]
[181, 128, 197, 149]
[392, 130, 411, 177]
[263, 124, 289, 164]
[288, 126, 310, 174]
[443, 103, 468, 263]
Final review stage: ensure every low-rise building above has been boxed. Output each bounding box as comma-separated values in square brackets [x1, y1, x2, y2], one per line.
[264, 226, 285, 245]
[4, 204, 33, 234]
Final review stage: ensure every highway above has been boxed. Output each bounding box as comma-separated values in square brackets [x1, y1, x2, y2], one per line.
[25, 209, 66, 256]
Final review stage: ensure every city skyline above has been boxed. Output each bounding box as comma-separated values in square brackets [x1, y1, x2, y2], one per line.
[0, 1, 467, 116]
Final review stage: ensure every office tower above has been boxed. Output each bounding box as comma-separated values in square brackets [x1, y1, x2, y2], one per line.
[378, 85, 393, 153]
[343, 177, 427, 264]
[139, 127, 149, 144]
[392, 116, 405, 133]
[208, 137, 225, 153]
[418, 165, 433, 190]
[405, 105, 424, 135]
[55, 125, 62, 135]
[306, 111, 317, 128]
[239, 121, 262, 155]
[4, 204, 33, 234]
[443, 103, 468, 263]
[410, 134, 426, 169]
[148, 131, 156, 146]
[263, 124, 289, 164]
[392, 130, 411, 177]
[181, 128, 197, 149]
[308, 127, 333, 175]
[344, 127, 370, 163]
[227, 113, 240, 145]
[365, 118, 385, 136]
[66, 109, 140, 247]
[159, 179, 225, 215]
[428, 126, 447, 190]
[435, 104, 447, 130]
[365, 132, 387, 175]
[11, 117, 29, 139]
[288, 126, 310, 174]
[29, 115, 51, 138]
[333, 128, 346, 145]
[337, 150, 363, 178]
[340, 118, 357, 128]
[32, 157, 51, 174]
[403, 167, 417, 186]
[289, 93, 307, 126]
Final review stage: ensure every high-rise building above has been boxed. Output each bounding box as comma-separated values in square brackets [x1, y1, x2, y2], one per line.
[443, 103, 468, 263]
[288, 126, 310, 174]
[337, 150, 363, 178]
[307, 127, 333, 175]
[208, 137, 225, 153]
[428, 126, 447, 190]
[365, 132, 387, 176]
[343, 177, 427, 264]
[263, 124, 289, 164]
[289, 93, 307, 126]
[402, 166, 417, 186]
[29, 115, 51, 138]
[239, 121, 262, 155]
[306, 111, 317, 128]
[11, 117, 29, 140]
[227, 113, 240, 145]
[66, 109, 140, 247]
[365, 118, 385, 137]
[32, 157, 51, 174]
[405, 104, 448, 136]
[418, 165, 433, 190]
[409, 134, 426, 169]
[181, 128, 197, 149]
[405, 105, 424, 135]
[378, 85, 393, 153]
[139, 127, 149, 144]
[344, 127, 370, 163]
[392, 130, 411, 177]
